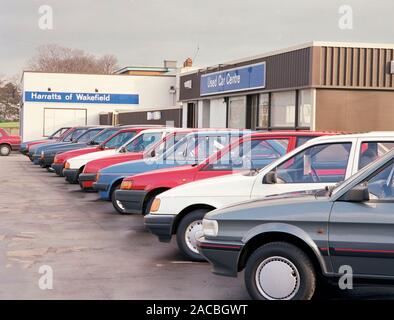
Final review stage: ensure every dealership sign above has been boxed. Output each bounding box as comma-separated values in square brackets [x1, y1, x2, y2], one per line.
[200, 62, 266, 96]
[24, 91, 139, 104]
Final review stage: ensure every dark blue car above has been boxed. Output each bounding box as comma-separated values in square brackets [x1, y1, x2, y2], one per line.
[93, 130, 248, 201]
[38, 126, 117, 167]
[29, 127, 96, 164]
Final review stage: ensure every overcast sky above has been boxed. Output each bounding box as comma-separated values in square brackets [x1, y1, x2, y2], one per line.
[1, 0, 394, 77]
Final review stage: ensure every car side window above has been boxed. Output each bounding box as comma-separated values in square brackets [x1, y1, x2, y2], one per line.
[206, 138, 289, 171]
[275, 143, 352, 184]
[365, 160, 394, 200]
[296, 136, 315, 148]
[359, 142, 394, 169]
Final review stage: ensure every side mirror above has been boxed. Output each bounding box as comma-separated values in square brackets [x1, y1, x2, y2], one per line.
[119, 146, 126, 153]
[340, 183, 369, 202]
[98, 144, 105, 150]
[150, 149, 156, 157]
[263, 171, 277, 184]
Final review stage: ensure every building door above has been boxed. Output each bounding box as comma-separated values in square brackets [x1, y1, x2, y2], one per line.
[43, 108, 87, 136]
[187, 103, 198, 128]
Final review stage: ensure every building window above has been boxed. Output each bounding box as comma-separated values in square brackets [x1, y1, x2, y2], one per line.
[270, 91, 296, 128]
[298, 89, 313, 128]
[227, 96, 246, 128]
[258, 93, 269, 129]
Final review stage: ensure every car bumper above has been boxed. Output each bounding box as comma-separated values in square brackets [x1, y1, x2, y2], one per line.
[114, 189, 147, 214]
[51, 163, 65, 176]
[40, 155, 55, 167]
[32, 155, 41, 165]
[197, 238, 243, 277]
[63, 169, 80, 184]
[93, 182, 109, 192]
[79, 173, 97, 190]
[144, 214, 176, 242]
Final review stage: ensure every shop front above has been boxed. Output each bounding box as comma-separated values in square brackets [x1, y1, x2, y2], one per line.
[179, 41, 394, 132]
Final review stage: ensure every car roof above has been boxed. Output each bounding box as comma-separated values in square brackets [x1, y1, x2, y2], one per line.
[302, 131, 394, 144]
[248, 131, 338, 138]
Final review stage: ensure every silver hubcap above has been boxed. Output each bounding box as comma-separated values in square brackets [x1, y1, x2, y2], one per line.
[185, 220, 204, 254]
[0, 146, 9, 155]
[116, 200, 125, 211]
[255, 256, 300, 300]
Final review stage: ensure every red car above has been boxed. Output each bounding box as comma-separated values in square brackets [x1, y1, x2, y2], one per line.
[51, 126, 153, 177]
[113, 131, 336, 214]
[78, 129, 196, 190]
[0, 128, 21, 156]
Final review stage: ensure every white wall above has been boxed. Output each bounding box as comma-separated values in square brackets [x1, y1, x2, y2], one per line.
[21, 72, 177, 141]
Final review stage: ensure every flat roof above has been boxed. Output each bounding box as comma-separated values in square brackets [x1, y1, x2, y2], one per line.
[181, 41, 394, 76]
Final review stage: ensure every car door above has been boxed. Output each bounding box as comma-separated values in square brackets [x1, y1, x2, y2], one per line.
[194, 137, 291, 180]
[329, 159, 394, 277]
[251, 141, 356, 198]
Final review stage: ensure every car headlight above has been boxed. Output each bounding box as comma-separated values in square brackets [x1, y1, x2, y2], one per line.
[95, 173, 100, 182]
[64, 162, 70, 169]
[203, 219, 219, 237]
[120, 180, 133, 190]
[41, 151, 45, 159]
[150, 198, 161, 213]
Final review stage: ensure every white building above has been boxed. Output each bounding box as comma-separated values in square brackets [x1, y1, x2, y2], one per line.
[21, 70, 178, 141]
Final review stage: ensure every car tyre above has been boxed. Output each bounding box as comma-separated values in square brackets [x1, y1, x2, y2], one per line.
[112, 188, 128, 214]
[0, 144, 11, 156]
[245, 242, 316, 300]
[176, 209, 209, 262]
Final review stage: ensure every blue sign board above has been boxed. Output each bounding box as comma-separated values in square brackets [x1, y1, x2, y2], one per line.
[24, 91, 139, 105]
[200, 62, 266, 96]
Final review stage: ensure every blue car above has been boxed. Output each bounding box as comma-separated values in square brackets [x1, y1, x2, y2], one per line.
[38, 126, 116, 167]
[93, 130, 248, 201]
[20, 127, 70, 155]
[29, 126, 97, 164]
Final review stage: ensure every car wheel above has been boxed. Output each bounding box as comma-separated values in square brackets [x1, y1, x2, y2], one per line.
[176, 209, 209, 261]
[245, 242, 316, 300]
[0, 144, 11, 156]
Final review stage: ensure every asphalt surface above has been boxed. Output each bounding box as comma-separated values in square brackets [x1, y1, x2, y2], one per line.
[1, 153, 394, 300]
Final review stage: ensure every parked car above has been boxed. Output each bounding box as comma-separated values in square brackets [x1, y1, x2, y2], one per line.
[38, 126, 111, 168]
[145, 132, 394, 261]
[113, 131, 329, 215]
[0, 128, 21, 156]
[198, 148, 394, 300]
[51, 126, 151, 176]
[28, 126, 93, 163]
[93, 130, 246, 202]
[64, 128, 179, 185]
[77, 129, 196, 190]
[20, 127, 70, 155]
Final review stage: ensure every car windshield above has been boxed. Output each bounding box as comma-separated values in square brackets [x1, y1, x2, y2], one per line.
[124, 132, 162, 152]
[64, 129, 87, 142]
[91, 128, 119, 144]
[104, 131, 137, 148]
[50, 127, 69, 139]
[76, 129, 103, 143]
[330, 154, 389, 198]
[149, 133, 188, 157]
[163, 133, 237, 164]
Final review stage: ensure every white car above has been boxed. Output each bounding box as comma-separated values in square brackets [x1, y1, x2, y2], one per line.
[63, 128, 177, 184]
[145, 132, 394, 260]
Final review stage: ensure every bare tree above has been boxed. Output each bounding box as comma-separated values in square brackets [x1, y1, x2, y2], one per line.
[0, 78, 21, 121]
[27, 44, 119, 74]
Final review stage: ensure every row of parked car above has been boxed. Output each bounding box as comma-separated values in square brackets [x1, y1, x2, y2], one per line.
[20, 125, 394, 300]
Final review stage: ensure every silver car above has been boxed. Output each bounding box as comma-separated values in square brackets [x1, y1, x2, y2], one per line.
[198, 149, 394, 300]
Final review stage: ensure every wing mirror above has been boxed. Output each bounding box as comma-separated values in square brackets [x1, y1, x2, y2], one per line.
[98, 144, 105, 150]
[340, 183, 370, 202]
[150, 149, 156, 157]
[119, 146, 126, 153]
[263, 171, 277, 184]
